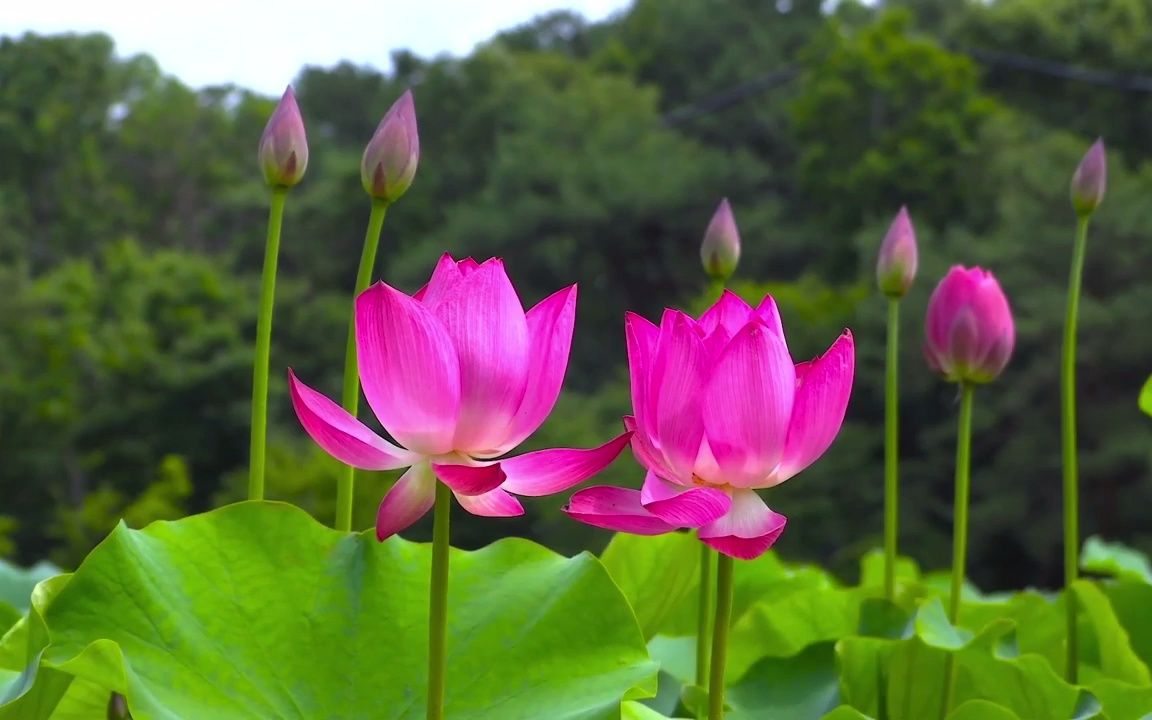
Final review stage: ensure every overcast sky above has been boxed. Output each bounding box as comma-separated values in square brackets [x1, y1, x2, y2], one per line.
[2, 0, 631, 95]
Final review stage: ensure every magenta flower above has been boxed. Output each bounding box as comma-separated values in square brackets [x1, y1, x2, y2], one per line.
[258, 86, 308, 188]
[290, 254, 630, 539]
[564, 291, 855, 559]
[876, 205, 918, 298]
[1071, 138, 1106, 217]
[924, 266, 1015, 384]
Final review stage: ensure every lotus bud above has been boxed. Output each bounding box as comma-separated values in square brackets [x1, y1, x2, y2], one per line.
[924, 266, 1015, 384]
[1071, 138, 1106, 217]
[700, 198, 741, 282]
[361, 90, 420, 202]
[257, 86, 308, 188]
[876, 206, 918, 298]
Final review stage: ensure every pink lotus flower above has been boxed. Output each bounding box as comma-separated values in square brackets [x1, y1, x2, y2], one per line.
[290, 254, 630, 539]
[258, 86, 308, 188]
[876, 205, 918, 298]
[362, 90, 419, 202]
[700, 198, 741, 282]
[563, 291, 855, 559]
[1071, 138, 1106, 217]
[924, 266, 1014, 384]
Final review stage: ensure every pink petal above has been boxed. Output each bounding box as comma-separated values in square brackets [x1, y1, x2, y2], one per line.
[697, 290, 753, 337]
[925, 266, 981, 357]
[702, 319, 796, 488]
[625, 312, 660, 434]
[753, 294, 786, 338]
[640, 472, 731, 528]
[415, 253, 464, 306]
[698, 489, 787, 560]
[454, 487, 524, 517]
[432, 462, 506, 496]
[425, 259, 530, 454]
[648, 312, 706, 481]
[356, 283, 461, 455]
[457, 257, 481, 275]
[288, 370, 417, 471]
[499, 432, 632, 496]
[376, 462, 437, 540]
[772, 330, 855, 484]
[497, 285, 577, 452]
[563, 486, 679, 535]
[624, 416, 678, 481]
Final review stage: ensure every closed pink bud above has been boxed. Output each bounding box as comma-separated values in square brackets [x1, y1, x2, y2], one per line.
[876, 206, 918, 298]
[1071, 138, 1106, 217]
[361, 90, 419, 202]
[700, 198, 741, 281]
[924, 266, 1015, 384]
[258, 86, 308, 188]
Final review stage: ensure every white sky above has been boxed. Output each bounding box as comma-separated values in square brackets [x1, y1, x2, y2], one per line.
[2, 0, 632, 95]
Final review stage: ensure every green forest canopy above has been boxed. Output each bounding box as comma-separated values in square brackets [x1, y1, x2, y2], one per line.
[0, 0, 1149, 590]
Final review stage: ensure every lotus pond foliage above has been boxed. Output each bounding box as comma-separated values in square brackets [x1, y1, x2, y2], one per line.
[1, 1, 1151, 719]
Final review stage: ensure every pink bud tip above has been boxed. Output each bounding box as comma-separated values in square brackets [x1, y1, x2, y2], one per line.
[361, 89, 420, 202]
[1071, 138, 1106, 216]
[258, 86, 309, 188]
[700, 198, 741, 281]
[924, 266, 1015, 384]
[876, 205, 918, 298]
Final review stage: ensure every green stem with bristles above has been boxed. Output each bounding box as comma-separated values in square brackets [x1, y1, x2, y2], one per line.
[247, 187, 288, 501]
[1061, 215, 1090, 683]
[884, 298, 901, 600]
[335, 198, 389, 531]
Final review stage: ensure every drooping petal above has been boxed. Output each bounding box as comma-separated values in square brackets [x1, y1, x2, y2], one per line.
[500, 432, 632, 496]
[625, 311, 660, 434]
[414, 253, 464, 305]
[698, 489, 787, 560]
[772, 330, 855, 484]
[454, 487, 524, 517]
[640, 472, 731, 528]
[432, 462, 506, 496]
[649, 312, 707, 481]
[288, 370, 418, 471]
[376, 462, 437, 540]
[563, 486, 679, 535]
[496, 285, 577, 451]
[426, 259, 530, 454]
[702, 319, 796, 487]
[356, 282, 461, 455]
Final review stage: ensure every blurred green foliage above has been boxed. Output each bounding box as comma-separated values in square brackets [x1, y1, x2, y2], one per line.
[0, 0, 1148, 589]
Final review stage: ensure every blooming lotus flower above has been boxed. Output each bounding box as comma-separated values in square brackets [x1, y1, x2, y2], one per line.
[290, 254, 630, 539]
[924, 266, 1014, 384]
[258, 86, 308, 188]
[700, 198, 741, 282]
[361, 90, 419, 202]
[564, 291, 855, 559]
[876, 206, 918, 298]
[1071, 138, 1106, 217]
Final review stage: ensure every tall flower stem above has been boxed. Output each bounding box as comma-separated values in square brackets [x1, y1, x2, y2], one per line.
[335, 198, 389, 531]
[695, 545, 714, 695]
[709, 553, 734, 720]
[884, 298, 901, 600]
[427, 480, 452, 720]
[697, 276, 726, 713]
[247, 187, 288, 501]
[942, 383, 975, 717]
[1061, 215, 1090, 683]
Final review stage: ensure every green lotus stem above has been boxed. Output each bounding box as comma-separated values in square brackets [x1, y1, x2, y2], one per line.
[709, 552, 734, 720]
[247, 187, 288, 501]
[942, 383, 975, 717]
[695, 545, 714, 698]
[428, 480, 452, 720]
[335, 198, 389, 531]
[1061, 215, 1090, 683]
[884, 297, 900, 600]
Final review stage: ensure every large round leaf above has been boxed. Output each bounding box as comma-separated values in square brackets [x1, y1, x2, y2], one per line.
[11, 502, 654, 719]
